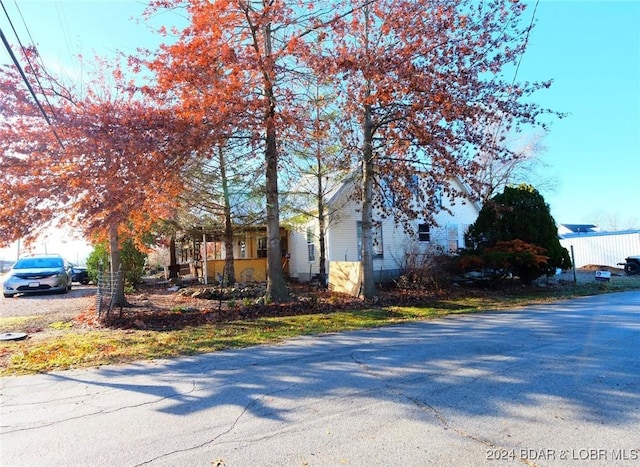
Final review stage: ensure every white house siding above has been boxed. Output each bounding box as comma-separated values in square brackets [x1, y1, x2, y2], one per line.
[367, 187, 479, 283]
[287, 225, 313, 282]
[295, 199, 361, 283]
[288, 178, 480, 283]
[559, 230, 640, 268]
[287, 219, 341, 283]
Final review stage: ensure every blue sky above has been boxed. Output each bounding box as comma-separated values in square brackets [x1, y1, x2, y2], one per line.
[518, 1, 639, 230]
[1, 0, 639, 260]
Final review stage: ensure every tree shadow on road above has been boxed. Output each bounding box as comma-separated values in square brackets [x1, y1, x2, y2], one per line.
[45, 292, 639, 429]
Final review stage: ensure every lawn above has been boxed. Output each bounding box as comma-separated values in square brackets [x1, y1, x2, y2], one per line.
[1, 277, 639, 375]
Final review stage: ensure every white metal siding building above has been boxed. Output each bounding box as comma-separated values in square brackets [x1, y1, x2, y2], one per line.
[559, 230, 640, 268]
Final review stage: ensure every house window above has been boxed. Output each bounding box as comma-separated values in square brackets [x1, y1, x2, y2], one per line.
[379, 178, 395, 208]
[357, 221, 383, 260]
[257, 237, 267, 258]
[239, 240, 246, 259]
[434, 186, 443, 208]
[418, 224, 430, 242]
[448, 225, 459, 252]
[213, 241, 223, 259]
[306, 227, 315, 262]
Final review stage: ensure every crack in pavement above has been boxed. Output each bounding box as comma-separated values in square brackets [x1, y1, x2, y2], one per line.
[349, 351, 537, 466]
[1, 381, 198, 434]
[135, 383, 296, 466]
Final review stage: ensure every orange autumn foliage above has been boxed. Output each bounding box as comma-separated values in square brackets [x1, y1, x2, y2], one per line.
[0, 52, 187, 248]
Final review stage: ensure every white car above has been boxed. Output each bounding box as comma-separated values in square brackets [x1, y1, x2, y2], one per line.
[3, 255, 72, 298]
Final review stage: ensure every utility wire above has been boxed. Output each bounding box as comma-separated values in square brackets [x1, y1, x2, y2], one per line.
[1, 0, 57, 118]
[511, 0, 539, 87]
[0, 25, 65, 148]
[489, 0, 540, 150]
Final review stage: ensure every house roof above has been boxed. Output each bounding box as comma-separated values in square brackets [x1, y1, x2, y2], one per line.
[559, 228, 640, 239]
[178, 224, 288, 242]
[559, 224, 599, 234]
[324, 173, 481, 208]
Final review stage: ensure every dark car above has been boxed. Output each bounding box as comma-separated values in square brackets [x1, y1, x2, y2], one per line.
[70, 266, 91, 284]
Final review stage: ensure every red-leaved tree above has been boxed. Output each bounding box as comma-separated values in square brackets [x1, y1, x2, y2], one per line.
[306, 0, 557, 298]
[143, 0, 334, 302]
[0, 52, 185, 305]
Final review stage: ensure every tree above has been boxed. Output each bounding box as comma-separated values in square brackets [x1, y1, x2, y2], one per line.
[281, 75, 350, 288]
[464, 184, 571, 283]
[144, 0, 324, 302]
[86, 238, 147, 287]
[0, 51, 185, 306]
[471, 129, 557, 203]
[309, 0, 558, 298]
[177, 138, 265, 286]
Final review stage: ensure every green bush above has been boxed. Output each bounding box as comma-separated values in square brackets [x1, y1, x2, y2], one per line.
[86, 239, 147, 286]
[462, 184, 571, 285]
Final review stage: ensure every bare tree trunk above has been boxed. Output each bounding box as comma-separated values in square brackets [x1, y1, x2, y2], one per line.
[265, 119, 288, 301]
[316, 151, 327, 288]
[108, 224, 127, 307]
[262, 21, 289, 303]
[360, 102, 376, 299]
[168, 234, 179, 279]
[219, 145, 236, 286]
[359, 5, 376, 300]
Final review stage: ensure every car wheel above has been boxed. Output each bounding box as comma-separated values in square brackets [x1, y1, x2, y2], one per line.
[81, 279, 90, 285]
[3, 293, 14, 298]
[624, 262, 640, 275]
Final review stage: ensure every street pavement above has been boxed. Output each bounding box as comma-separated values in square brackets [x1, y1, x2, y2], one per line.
[1, 291, 639, 466]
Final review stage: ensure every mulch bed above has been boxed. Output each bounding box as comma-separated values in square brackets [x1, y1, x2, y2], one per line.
[97, 266, 624, 331]
[101, 284, 361, 330]
[99, 282, 445, 331]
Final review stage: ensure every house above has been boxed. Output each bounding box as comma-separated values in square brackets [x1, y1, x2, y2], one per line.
[176, 176, 480, 289]
[287, 177, 481, 291]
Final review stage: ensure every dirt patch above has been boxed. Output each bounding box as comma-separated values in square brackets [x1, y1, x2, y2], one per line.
[579, 264, 626, 273]
[90, 274, 573, 330]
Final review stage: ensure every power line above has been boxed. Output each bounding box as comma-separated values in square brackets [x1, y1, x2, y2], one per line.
[511, 0, 540, 88]
[1, 0, 57, 118]
[0, 25, 65, 148]
[489, 0, 541, 151]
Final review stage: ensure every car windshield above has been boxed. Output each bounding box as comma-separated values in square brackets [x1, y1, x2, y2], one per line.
[14, 258, 64, 269]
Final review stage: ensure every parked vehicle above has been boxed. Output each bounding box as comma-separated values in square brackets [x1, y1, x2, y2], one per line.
[70, 266, 91, 284]
[3, 255, 72, 298]
[618, 256, 640, 276]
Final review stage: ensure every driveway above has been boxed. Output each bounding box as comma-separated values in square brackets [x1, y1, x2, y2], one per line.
[1, 292, 639, 466]
[0, 280, 95, 318]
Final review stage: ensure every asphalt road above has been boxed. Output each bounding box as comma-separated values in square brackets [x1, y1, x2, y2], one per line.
[1, 291, 639, 466]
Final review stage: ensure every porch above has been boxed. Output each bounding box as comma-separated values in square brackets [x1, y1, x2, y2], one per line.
[178, 225, 289, 283]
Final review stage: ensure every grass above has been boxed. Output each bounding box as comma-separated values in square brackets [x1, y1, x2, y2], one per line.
[1, 278, 639, 376]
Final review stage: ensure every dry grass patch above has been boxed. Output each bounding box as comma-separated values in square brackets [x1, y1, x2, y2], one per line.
[1, 275, 639, 375]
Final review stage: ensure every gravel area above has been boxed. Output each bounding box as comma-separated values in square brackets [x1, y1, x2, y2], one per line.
[0, 284, 96, 318]
[557, 267, 633, 285]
